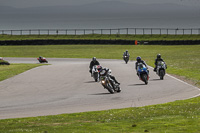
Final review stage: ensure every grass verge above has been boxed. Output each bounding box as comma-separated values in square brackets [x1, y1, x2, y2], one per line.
[0, 97, 199, 133]
[0, 64, 44, 82]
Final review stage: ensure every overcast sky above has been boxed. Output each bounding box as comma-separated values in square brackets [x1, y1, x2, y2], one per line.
[1, 0, 200, 8]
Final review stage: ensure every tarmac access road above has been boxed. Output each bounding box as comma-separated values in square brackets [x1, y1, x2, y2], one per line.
[0, 58, 199, 119]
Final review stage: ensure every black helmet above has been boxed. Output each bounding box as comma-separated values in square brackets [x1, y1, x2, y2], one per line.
[136, 56, 141, 62]
[92, 57, 96, 62]
[157, 54, 161, 59]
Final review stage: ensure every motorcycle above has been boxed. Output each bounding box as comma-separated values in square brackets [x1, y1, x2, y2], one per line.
[37, 57, 48, 63]
[0, 57, 10, 65]
[137, 63, 149, 84]
[123, 55, 129, 64]
[92, 65, 100, 82]
[156, 61, 167, 80]
[100, 69, 121, 94]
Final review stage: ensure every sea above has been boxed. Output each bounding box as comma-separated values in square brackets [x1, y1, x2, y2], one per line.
[1, 14, 200, 35]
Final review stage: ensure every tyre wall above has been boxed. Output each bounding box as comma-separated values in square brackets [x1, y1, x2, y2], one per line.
[0, 39, 200, 45]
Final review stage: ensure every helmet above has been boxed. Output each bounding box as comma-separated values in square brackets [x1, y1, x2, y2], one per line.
[126, 50, 128, 52]
[157, 54, 161, 59]
[92, 57, 96, 62]
[97, 65, 102, 72]
[136, 56, 141, 62]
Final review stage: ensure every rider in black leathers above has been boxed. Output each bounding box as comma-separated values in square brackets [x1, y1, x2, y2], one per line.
[89, 57, 100, 74]
[153, 54, 166, 72]
[123, 50, 130, 57]
[97, 66, 120, 85]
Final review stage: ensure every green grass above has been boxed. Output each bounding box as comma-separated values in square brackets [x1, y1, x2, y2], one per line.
[0, 45, 199, 132]
[0, 64, 44, 82]
[0, 34, 200, 41]
[0, 97, 199, 133]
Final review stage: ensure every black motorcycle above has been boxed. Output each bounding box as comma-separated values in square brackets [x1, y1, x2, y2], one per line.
[123, 55, 129, 64]
[100, 69, 121, 94]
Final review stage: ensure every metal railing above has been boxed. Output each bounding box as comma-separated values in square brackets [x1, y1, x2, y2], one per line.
[1, 28, 200, 35]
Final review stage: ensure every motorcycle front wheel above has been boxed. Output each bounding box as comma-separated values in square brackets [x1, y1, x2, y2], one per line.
[142, 74, 148, 85]
[107, 83, 115, 94]
[159, 70, 165, 80]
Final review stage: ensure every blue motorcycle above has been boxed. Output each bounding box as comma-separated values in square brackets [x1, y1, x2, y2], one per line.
[137, 63, 149, 84]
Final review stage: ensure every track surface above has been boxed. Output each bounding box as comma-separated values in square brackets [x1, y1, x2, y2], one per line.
[0, 58, 199, 119]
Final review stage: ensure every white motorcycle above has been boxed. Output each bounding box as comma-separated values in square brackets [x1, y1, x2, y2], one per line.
[92, 65, 100, 82]
[156, 61, 167, 80]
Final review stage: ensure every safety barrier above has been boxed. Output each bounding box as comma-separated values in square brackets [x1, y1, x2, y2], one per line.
[0, 39, 200, 45]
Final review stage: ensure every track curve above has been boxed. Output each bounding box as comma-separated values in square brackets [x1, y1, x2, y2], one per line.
[0, 58, 199, 119]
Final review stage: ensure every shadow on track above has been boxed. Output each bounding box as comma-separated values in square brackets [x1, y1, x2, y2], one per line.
[149, 79, 162, 81]
[84, 81, 96, 83]
[128, 84, 147, 86]
[90, 93, 111, 95]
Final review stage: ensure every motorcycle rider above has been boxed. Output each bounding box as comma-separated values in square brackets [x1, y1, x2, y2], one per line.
[39, 56, 44, 60]
[89, 57, 100, 75]
[153, 54, 166, 72]
[123, 50, 130, 58]
[135, 56, 148, 76]
[97, 65, 120, 85]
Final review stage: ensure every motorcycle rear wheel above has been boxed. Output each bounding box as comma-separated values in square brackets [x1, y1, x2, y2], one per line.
[116, 86, 121, 93]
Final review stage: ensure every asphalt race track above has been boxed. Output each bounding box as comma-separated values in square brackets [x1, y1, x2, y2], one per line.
[0, 58, 200, 119]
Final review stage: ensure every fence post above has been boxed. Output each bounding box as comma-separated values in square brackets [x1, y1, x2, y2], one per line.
[66, 30, 68, 35]
[151, 28, 152, 36]
[160, 29, 161, 35]
[11, 30, 12, 36]
[143, 28, 144, 35]
[183, 29, 184, 35]
[127, 28, 128, 35]
[191, 29, 192, 35]
[110, 29, 111, 35]
[135, 28, 136, 35]
[75, 29, 76, 35]
[84, 29, 85, 35]
[92, 30, 94, 35]
[101, 29, 102, 35]
[20, 30, 22, 35]
[167, 29, 168, 36]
